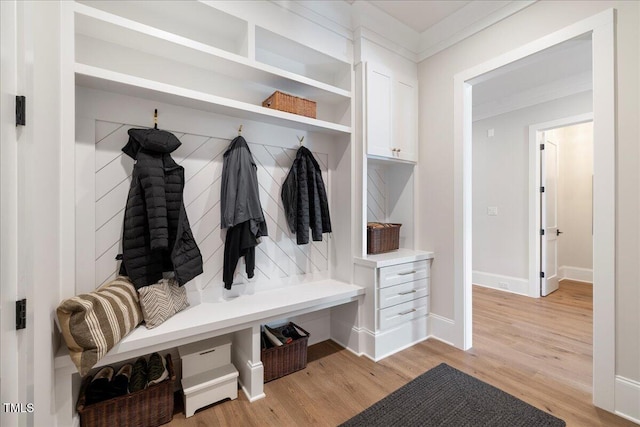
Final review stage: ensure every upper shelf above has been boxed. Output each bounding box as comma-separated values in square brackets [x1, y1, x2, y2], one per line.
[75, 2, 351, 133]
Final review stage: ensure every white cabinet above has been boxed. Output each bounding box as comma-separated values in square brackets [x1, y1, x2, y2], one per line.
[365, 62, 418, 162]
[354, 249, 433, 361]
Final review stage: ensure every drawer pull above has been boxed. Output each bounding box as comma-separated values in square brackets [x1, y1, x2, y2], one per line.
[397, 270, 416, 276]
[399, 308, 417, 316]
[199, 349, 216, 356]
[399, 290, 417, 295]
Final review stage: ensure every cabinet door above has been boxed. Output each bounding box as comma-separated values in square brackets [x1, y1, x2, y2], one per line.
[365, 63, 393, 158]
[393, 76, 418, 162]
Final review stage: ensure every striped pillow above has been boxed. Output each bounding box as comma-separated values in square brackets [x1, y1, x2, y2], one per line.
[138, 278, 189, 329]
[56, 276, 143, 376]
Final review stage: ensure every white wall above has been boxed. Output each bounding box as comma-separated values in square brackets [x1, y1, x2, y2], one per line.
[472, 92, 592, 290]
[418, 0, 639, 385]
[554, 122, 594, 278]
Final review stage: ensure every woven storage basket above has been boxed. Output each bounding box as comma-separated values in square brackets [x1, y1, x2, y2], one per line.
[262, 91, 317, 118]
[76, 354, 175, 427]
[367, 222, 402, 254]
[261, 323, 309, 382]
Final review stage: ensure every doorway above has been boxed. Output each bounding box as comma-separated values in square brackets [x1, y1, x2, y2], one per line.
[455, 10, 616, 410]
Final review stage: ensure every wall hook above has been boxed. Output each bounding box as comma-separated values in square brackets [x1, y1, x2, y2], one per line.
[297, 136, 304, 146]
[154, 109, 158, 129]
[238, 124, 243, 135]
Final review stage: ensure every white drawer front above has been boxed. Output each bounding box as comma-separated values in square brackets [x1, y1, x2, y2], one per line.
[378, 278, 429, 309]
[379, 260, 429, 288]
[378, 296, 428, 330]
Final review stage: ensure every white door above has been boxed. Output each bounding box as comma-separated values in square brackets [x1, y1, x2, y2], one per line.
[393, 76, 418, 162]
[541, 134, 560, 296]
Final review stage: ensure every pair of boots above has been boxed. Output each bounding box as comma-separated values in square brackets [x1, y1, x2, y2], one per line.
[129, 352, 169, 393]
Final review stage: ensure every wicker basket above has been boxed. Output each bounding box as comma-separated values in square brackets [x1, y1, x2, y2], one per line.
[367, 222, 402, 254]
[261, 323, 309, 382]
[76, 354, 175, 427]
[262, 91, 317, 118]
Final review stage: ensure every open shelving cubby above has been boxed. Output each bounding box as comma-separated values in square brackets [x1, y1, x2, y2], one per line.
[73, 2, 352, 135]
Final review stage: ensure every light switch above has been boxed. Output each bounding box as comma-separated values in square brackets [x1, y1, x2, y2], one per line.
[487, 206, 498, 216]
[487, 128, 495, 137]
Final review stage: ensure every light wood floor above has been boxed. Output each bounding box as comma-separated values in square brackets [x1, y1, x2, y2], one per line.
[168, 281, 636, 426]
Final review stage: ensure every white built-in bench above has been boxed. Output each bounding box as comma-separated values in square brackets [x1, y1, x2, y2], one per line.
[54, 280, 364, 426]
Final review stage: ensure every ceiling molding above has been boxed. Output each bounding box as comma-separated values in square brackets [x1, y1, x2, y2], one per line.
[418, 1, 537, 62]
[473, 71, 592, 122]
[269, 0, 354, 40]
[354, 27, 419, 63]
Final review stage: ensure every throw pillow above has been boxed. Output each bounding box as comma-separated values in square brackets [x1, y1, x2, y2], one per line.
[56, 276, 143, 376]
[137, 278, 189, 329]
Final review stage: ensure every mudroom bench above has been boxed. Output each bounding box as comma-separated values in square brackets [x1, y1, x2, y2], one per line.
[54, 280, 364, 426]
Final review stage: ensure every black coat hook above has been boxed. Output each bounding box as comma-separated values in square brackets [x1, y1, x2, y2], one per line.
[154, 109, 158, 129]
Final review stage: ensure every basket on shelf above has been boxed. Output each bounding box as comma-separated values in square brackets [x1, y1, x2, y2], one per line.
[262, 91, 317, 118]
[261, 322, 310, 382]
[76, 354, 175, 427]
[367, 222, 402, 254]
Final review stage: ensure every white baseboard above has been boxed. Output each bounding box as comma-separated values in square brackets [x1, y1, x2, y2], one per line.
[559, 265, 593, 283]
[472, 271, 529, 295]
[615, 375, 640, 424]
[428, 313, 458, 347]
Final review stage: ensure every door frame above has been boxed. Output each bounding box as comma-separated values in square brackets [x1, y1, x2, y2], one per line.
[528, 113, 594, 298]
[454, 9, 615, 410]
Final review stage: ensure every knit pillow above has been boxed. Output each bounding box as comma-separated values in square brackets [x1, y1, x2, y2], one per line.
[56, 276, 143, 376]
[137, 278, 189, 329]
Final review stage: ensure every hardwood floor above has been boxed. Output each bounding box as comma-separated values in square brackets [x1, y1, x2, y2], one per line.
[168, 281, 636, 426]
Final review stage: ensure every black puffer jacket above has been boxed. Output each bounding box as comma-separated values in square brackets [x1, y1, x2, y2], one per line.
[118, 128, 203, 289]
[281, 146, 331, 244]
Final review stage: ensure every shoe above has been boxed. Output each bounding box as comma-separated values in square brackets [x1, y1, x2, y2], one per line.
[129, 357, 148, 393]
[85, 366, 114, 405]
[147, 353, 168, 385]
[111, 363, 132, 397]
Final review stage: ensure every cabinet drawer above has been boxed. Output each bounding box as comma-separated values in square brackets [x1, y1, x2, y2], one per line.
[179, 336, 232, 378]
[379, 260, 429, 288]
[378, 278, 429, 309]
[378, 296, 428, 331]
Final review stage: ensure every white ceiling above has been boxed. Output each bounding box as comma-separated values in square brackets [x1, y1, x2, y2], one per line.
[369, 0, 472, 33]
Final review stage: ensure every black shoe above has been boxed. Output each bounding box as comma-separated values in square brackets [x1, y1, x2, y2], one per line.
[111, 363, 132, 397]
[85, 366, 114, 405]
[147, 353, 168, 385]
[129, 357, 148, 393]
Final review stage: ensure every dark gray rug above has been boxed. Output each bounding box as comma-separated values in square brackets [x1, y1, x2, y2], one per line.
[340, 363, 566, 427]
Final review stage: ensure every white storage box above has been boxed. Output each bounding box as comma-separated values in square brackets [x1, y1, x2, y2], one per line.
[182, 364, 239, 417]
[178, 335, 232, 378]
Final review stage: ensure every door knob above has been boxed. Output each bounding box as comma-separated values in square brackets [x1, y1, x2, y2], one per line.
[556, 229, 563, 236]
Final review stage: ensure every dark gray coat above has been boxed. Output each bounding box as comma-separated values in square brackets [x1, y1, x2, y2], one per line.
[220, 136, 268, 237]
[281, 146, 331, 244]
[119, 128, 203, 289]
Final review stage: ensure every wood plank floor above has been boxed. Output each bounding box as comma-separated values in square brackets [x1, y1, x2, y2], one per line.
[168, 281, 636, 426]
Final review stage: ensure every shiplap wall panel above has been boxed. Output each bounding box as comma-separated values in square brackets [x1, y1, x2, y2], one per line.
[90, 119, 330, 292]
[367, 163, 387, 222]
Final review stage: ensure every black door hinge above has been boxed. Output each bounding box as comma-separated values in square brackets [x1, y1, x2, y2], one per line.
[540, 229, 545, 236]
[16, 96, 26, 126]
[16, 299, 26, 330]
[540, 143, 545, 150]
[540, 272, 545, 279]
[540, 186, 545, 193]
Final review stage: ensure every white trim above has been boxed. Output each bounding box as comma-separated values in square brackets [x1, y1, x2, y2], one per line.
[454, 9, 616, 411]
[614, 376, 640, 424]
[559, 266, 593, 283]
[472, 271, 529, 296]
[528, 112, 594, 298]
[427, 314, 457, 347]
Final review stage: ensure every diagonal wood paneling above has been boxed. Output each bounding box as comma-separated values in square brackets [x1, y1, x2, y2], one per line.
[367, 163, 387, 222]
[92, 120, 330, 290]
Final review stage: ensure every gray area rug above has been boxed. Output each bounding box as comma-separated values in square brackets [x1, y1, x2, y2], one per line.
[340, 363, 566, 427]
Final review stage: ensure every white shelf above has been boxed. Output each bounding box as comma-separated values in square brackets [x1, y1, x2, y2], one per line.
[354, 249, 434, 268]
[74, 3, 351, 105]
[76, 64, 352, 135]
